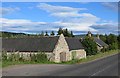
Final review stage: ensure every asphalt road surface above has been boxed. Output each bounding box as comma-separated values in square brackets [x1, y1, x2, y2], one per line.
[2, 53, 119, 76]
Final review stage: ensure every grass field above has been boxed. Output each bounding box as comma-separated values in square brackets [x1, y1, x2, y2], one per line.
[2, 49, 119, 67]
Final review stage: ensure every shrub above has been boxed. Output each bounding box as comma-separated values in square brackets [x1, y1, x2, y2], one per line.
[36, 52, 48, 63]
[2, 51, 7, 61]
[101, 46, 109, 52]
[82, 36, 98, 56]
[30, 52, 48, 63]
[2, 51, 48, 63]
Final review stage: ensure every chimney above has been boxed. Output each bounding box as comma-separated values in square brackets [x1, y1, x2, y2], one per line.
[88, 31, 92, 37]
[97, 33, 100, 39]
[80, 38, 83, 42]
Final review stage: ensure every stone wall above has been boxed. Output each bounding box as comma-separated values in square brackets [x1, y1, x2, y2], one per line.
[53, 34, 70, 62]
[6, 52, 53, 61]
[70, 49, 86, 60]
[97, 45, 103, 51]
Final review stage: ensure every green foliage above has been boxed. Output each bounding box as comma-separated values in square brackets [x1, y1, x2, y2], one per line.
[109, 42, 118, 50]
[1, 28, 75, 38]
[100, 33, 118, 50]
[117, 35, 120, 49]
[45, 31, 49, 36]
[36, 52, 48, 62]
[50, 31, 55, 36]
[40, 31, 44, 36]
[99, 34, 107, 42]
[57, 28, 74, 37]
[70, 31, 74, 37]
[106, 34, 117, 45]
[61, 50, 118, 64]
[30, 52, 48, 63]
[57, 28, 63, 35]
[2, 51, 48, 64]
[101, 46, 109, 52]
[82, 36, 98, 56]
[2, 51, 7, 61]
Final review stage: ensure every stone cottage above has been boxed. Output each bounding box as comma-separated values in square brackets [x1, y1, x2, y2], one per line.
[81, 31, 108, 51]
[2, 34, 86, 63]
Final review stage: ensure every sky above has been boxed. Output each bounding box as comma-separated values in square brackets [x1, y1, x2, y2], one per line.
[0, 2, 118, 35]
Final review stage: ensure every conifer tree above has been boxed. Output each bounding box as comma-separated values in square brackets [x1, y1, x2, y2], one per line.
[57, 28, 63, 35]
[40, 31, 44, 36]
[45, 31, 49, 36]
[50, 31, 55, 36]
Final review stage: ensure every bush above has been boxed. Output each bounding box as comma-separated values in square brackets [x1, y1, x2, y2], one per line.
[109, 42, 118, 50]
[2, 51, 7, 61]
[30, 52, 48, 63]
[101, 46, 109, 52]
[2, 51, 48, 63]
[82, 36, 98, 56]
[8, 52, 20, 62]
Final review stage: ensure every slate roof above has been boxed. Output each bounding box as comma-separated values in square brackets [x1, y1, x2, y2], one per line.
[94, 37, 108, 47]
[65, 37, 84, 50]
[2, 37, 59, 52]
[2, 36, 84, 52]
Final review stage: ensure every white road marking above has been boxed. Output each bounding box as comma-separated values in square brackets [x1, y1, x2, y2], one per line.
[91, 64, 113, 76]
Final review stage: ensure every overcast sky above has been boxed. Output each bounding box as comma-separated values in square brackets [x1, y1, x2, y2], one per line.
[1, 2, 118, 35]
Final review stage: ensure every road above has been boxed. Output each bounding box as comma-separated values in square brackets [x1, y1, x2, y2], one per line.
[2, 53, 119, 76]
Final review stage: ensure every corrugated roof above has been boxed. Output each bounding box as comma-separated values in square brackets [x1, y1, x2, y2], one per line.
[65, 37, 84, 50]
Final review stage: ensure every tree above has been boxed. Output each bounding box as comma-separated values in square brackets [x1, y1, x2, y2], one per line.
[40, 31, 44, 36]
[45, 31, 49, 36]
[109, 42, 118, 50]
[82, 36, 98, 56]
[117, 35, 120, 49]
[57, 28, 63, 35]
[50, 31, 55, 36]
[99, 34, 107, 42]
[106, 34, 117, 44]
[63, 28, 68, 37]
[63, 28, 72, 37]
[70, 31, 74, 37]
[106, 34, 118, 50]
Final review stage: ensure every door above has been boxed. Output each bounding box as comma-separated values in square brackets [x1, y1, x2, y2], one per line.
[60, 52, 66, 62]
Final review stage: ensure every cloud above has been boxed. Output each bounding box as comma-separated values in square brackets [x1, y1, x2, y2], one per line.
[37, 3, 87, 13]
[91, 21, 118, 34]
[0, 7, 20, 15]
[1, 17, 117, 35]
[102, 2, 118, 11]
[1, 17, 98, 34]
[1, 3, 117, 35]
[37, 3, 100, 32]
[37, 3, 88, 18]
[0, 18, 66, 33]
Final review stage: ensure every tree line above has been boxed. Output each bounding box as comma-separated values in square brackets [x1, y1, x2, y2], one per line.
[37, 28, 74, 37]
[1, 28, 74, 38]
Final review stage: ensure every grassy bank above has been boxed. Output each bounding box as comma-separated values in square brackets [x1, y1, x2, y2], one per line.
[2, 61, 55, 68]
[60, 49, 119, 64]
[2, 49, 119, 67]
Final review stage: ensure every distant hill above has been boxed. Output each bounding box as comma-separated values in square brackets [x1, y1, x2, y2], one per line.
[75, 34, 86, 37]
[0, 31, 29, 38]
[1, 31, 26, 35]
[0, 31, 97, 38]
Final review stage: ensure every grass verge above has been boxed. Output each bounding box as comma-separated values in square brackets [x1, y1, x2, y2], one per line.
[60, 49, 119, 64]
[2, 49, 119, 67]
